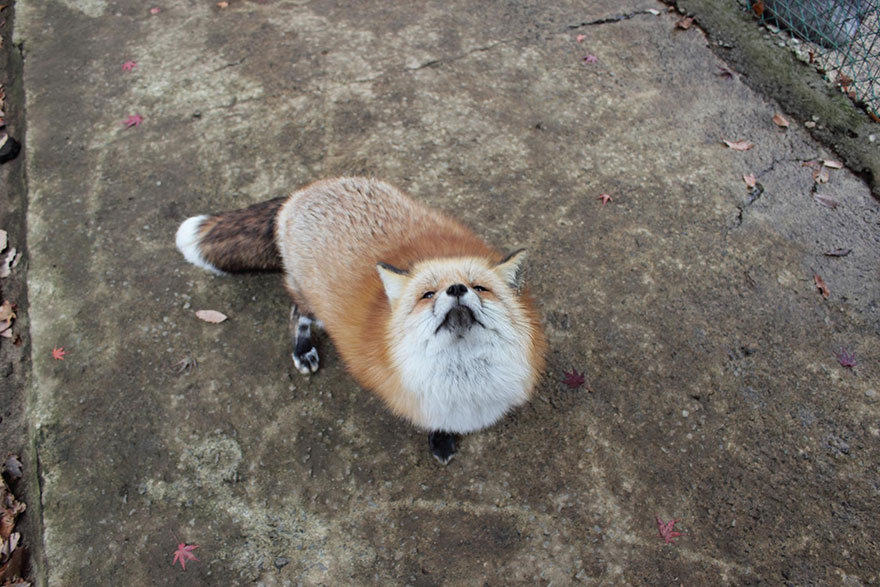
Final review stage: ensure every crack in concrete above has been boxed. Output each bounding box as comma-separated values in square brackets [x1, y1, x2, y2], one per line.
[568, 9, 661, 29]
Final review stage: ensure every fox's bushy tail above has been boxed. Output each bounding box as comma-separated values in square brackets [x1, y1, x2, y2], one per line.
[175, 197, 287, 273]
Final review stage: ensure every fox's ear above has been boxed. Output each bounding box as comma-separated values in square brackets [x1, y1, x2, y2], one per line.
[377, 262, 410, 305]
[495, 249, 528, 291]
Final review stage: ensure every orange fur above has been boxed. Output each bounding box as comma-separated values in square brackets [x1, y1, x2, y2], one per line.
[182, 177, 547, 430]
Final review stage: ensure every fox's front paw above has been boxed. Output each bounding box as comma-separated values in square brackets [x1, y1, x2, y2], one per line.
[428, 431, 458, 464]
[292, 347, 319, 374]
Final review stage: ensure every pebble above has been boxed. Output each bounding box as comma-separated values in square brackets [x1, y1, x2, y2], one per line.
[866, 389, 877, 398]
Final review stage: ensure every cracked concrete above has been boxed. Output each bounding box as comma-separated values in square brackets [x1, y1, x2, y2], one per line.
[11, 0, 880, 585]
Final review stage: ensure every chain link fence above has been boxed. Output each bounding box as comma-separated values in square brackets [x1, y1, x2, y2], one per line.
[749, 0, 880, 118]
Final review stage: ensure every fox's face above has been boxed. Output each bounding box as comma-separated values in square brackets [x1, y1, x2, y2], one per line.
[377, 251, 540, 432]
[377, 250, 529, 344]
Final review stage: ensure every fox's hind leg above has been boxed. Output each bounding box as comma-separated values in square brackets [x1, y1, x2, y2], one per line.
[289, 304, 320, 374]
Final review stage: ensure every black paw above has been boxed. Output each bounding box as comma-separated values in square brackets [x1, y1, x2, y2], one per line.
[292, 345, 319, 374]
[428, 431, 458, 464]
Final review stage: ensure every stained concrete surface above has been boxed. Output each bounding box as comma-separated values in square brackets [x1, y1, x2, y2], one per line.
[13, 0, 880, 585]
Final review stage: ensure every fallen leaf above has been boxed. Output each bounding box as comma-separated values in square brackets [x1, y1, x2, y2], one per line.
[0, 247, 15, 278]
[576, 34, 586, 43]
[0, 327, 11, 339]
[752, 0, 765, 16]
[217, 1, 229, 6]
[723, 139, 754, 151]
[823, 159, 843, 169]
[772, 113, 790, 128]
[172, 542, 200, 570]
[656, 517, 682, 544]
[123, 114, 144, 128]
[0, 229, 6, 251]
[813, 273, 830, 299]
[583, 54, 598, 64]
[149, 7, 161, 14]
[562, 369, 586, 389]
[2, 456, 21, 481]
[743, 173, 756, 188]
[121, 60, 137, 72]
[715, 65, 736, 80]
[823, 248, 851, 257]
[195, 310, 228, 324]
[812, 166, 829, 184]
[51, 347, 66, 360]
[0, 300, 14, 324]
[0, 478, 25, 541]
[813, 194, 838, 209]
[675, 16, 694, 30]
[646, 8, 660, 16]
[833, 349, 856, 368]
[597, 193, 613, 205]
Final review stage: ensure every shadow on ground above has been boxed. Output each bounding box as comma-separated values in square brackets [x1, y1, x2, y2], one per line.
[14, 0, 880, 584]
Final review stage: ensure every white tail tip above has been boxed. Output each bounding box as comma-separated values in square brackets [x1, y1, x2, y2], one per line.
[175, 215, 225, 275]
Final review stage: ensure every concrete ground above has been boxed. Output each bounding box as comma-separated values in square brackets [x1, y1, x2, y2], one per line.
[8, 0, 880, 584]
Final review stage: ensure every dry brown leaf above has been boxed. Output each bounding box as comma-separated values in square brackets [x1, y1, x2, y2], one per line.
[823, 159, 843, 169]
[217, 1, 229, 6]
[823, 248, 851, 257]
[195, 310, 228, 324]
[0, 229, 6, 252]
[752, 0, 765, 16]
[813, 166, 829, 184]
[813, 194, 838, 209]
[723, 139, 754, 151]
[0, 248, 15, 278]
[814, 274, 830, 299]
[675, 16, 694, 30]
[772, 113, 790, 128]
[743, 173, 757, 188]
[0, 301, 14, 324]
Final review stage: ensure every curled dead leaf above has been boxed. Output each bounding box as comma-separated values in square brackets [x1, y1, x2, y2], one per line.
[723, 139, 754, 151]
[0, 248, 15, 278]
[813, 166, 829, 184]
[743, 173, 756, 188]
[823, 248, 851, 257]
[772, 113, 790, 128]
[813, 194, 838, 209]
[195, 310, 228, 324]
[675, 16, 694, 30]
[814, 273, 830, 299]
[823, 159, 843, 169]
[0, 229, 6, 252]
[752, 1, 765, 16]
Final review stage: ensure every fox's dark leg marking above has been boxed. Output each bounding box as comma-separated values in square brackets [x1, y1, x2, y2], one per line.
[428, 431, 458, 464]
[289, 305, 319, 374]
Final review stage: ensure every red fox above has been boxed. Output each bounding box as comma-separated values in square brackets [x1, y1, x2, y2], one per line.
[176, 177, 546, 463]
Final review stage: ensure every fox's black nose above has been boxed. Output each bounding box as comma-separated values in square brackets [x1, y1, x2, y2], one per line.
[446, 283, 467, 298]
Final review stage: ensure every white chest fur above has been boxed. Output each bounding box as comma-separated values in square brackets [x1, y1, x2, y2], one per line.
[395, 327, 532, 433]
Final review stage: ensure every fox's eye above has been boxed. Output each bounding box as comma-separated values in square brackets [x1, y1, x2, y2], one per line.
[473, 285, 489, 293]
[421, 291, 435, 300]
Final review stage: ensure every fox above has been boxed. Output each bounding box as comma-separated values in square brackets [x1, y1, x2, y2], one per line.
[175, 177, 546, 463]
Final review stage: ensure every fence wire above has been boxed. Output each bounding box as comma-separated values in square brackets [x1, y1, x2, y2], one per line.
[750, 0, 880, 117]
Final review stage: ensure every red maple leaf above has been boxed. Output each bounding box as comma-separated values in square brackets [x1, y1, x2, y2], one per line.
[597, 193, 613, 205]
[583, 54, 598, 64]
[172, 542, 200, 570]
[562, 369, 585, 389]
[121, 61, 137, 72]
[656, 516, 682, 544]
[833, 349, 856, 368]
[51, 346, 66, 360]
[123, 114, 144, 128]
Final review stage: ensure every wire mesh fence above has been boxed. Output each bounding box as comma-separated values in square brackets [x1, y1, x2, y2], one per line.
[749, 0, 880, 118]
